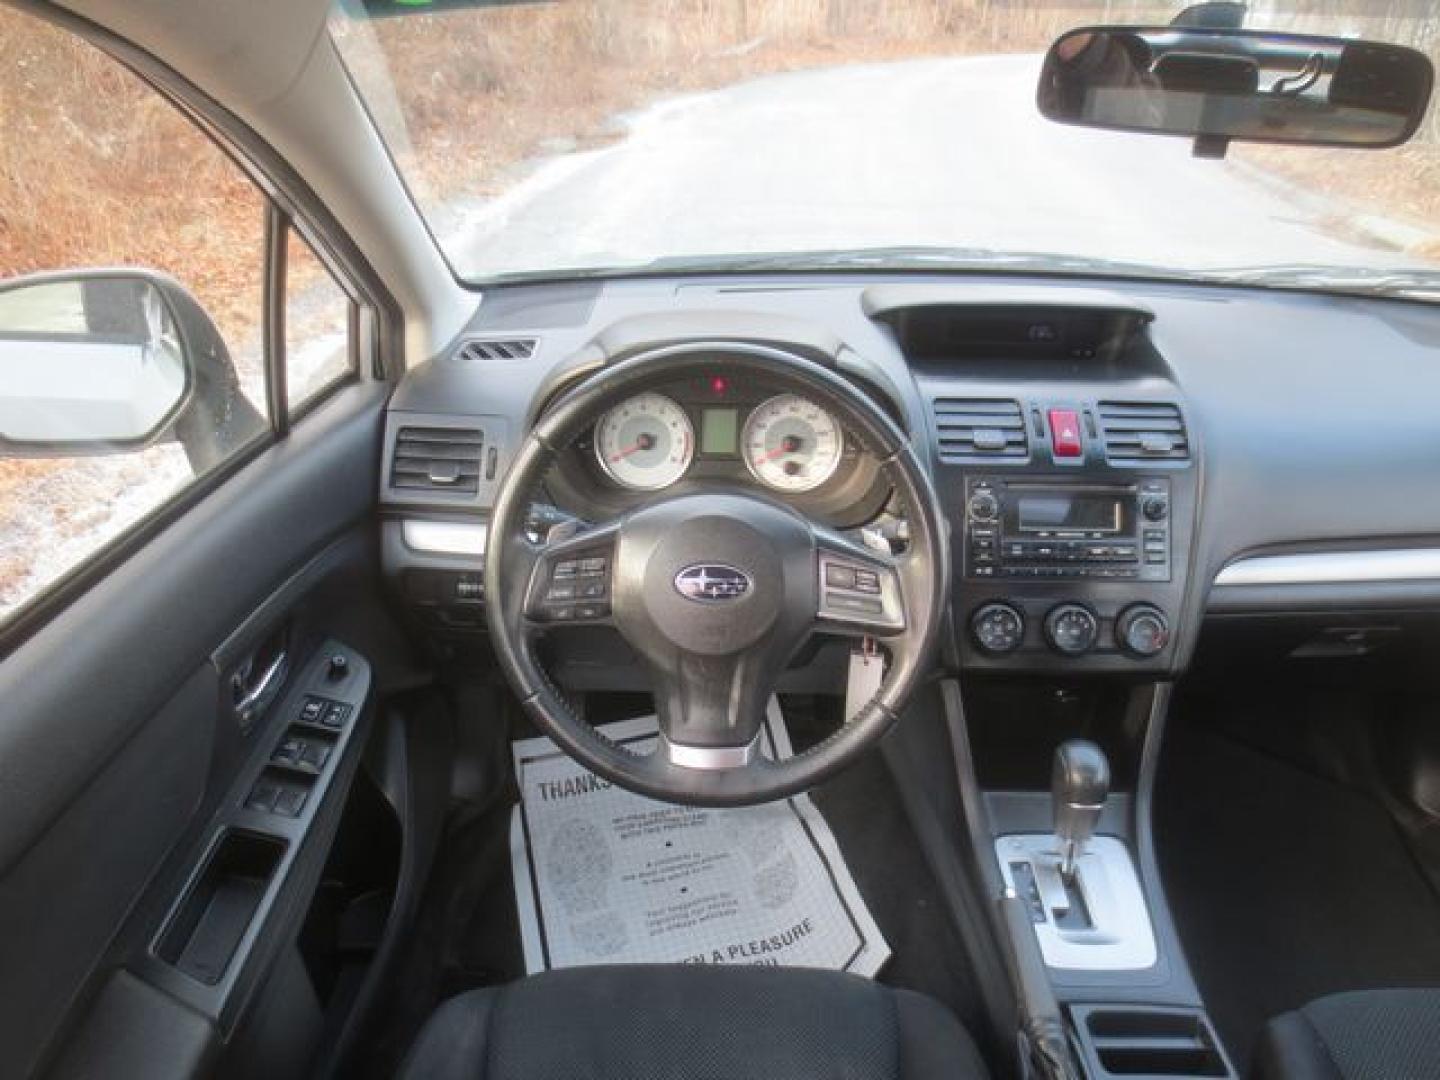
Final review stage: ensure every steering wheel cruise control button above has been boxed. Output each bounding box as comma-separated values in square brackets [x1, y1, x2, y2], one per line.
[817, 552, 905, 634]
[828, 593, 884, 615]
[852, 569, 882, 594]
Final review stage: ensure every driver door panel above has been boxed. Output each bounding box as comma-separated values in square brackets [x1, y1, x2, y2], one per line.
[0, 386, 399, 1079]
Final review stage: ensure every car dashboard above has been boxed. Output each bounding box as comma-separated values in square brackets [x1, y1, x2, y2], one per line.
[378, 270, 1440, 682]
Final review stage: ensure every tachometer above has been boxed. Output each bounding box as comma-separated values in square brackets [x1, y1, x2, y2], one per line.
[742, 394, 844, 493]
[595, 392, 694, 491]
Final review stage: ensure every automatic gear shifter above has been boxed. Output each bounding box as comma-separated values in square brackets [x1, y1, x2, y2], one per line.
[995, 738, 1154, 969]
[1052, 739, 1110, 882]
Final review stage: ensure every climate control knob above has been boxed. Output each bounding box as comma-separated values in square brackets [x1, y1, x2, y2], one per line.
[1044, 604, 1099, 656]
[1116, 604, 1170, 658]
[971, 602, 1025, 655]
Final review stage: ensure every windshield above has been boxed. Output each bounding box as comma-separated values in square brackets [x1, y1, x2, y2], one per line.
[332, 1, 1440, 291]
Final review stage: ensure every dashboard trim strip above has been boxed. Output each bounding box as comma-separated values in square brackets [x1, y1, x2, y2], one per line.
[401, 520, 488, 557]
[1213, 548, 1440, 587]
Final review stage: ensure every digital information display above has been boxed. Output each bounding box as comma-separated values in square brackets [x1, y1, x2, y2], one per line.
[701, 407, 738, 455]
[1017, 494, 1122, 534]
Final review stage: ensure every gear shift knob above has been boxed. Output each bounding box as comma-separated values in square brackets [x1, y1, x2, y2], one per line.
[1052, 739, 1110, 881]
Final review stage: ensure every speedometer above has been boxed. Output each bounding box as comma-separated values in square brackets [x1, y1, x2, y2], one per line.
[595, 392, 694, 491]
[742, 394, 844, 493]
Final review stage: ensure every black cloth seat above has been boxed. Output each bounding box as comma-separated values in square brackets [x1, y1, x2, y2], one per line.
[399, 964, 989, 1080]
[1254, 988, 1440, 1080]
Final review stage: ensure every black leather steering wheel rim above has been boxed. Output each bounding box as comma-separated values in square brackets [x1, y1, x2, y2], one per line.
[484, 342, 949, 806]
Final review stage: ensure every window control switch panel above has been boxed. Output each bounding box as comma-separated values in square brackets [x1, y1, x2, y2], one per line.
[244, 771, 310, 819]
[268, 727, 336, 775]
[295, 694, 352, 730]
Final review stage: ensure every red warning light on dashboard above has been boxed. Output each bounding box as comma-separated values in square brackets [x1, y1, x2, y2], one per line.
[709, 376, 729, 395]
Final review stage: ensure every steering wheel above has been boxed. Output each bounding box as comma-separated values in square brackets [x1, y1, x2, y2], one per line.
[485, 343, 948, 806]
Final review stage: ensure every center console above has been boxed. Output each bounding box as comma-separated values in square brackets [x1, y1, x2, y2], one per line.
[965, 474, 1178, 661]
[866, 289, 1199, 674]
[951, 681, 1235, 1080]
[867, 289, 1223, 1074]
[942, 395, 1197, 674]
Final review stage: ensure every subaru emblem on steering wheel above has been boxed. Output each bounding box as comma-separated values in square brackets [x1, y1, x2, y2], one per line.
[674, 564, 752, 602]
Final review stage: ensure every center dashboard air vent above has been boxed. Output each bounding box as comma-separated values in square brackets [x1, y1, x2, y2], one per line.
[1097, 402, 1190, 465]
[932, 398, 1028, 462]
[455, 338, 537, 362]
[390, 426, 484, 494]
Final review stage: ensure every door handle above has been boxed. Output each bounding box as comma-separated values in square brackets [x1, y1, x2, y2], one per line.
[232, 648, 288, 727]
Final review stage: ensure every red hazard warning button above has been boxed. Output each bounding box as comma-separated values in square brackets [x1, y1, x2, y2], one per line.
[1048, 409, 1083, 458]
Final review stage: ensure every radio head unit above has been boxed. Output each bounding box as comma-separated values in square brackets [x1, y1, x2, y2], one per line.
[965, 477, 1171, 581]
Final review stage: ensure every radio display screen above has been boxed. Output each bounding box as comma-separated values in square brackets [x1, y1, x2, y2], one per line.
[1016, 493, 1123, 534]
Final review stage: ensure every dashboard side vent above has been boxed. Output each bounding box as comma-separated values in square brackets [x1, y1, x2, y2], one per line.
[391, 427, 484, 494]
[1098, 402, 1190, 464]
[456, 337, 537, 362]
[932, 398, 1028, 462]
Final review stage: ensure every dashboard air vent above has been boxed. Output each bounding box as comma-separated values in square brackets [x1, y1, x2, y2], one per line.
[456, 338, 537, 362]
[932, 398, 1028, 462]
[391, 427, 484, 494]
[1097, 402, 1190, 464]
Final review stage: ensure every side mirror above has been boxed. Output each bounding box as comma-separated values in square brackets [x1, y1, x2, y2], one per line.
[0, 270, 264, 471]
[1038, 26, 1434, 157]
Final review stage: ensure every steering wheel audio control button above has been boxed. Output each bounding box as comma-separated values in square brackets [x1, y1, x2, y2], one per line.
[525, 528, 620, 625]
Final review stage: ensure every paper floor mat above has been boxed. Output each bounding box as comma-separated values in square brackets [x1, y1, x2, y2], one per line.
[509, 700, 890, 977]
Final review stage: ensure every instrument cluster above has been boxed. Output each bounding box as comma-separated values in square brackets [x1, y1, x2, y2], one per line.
[549, 371, 893, 527]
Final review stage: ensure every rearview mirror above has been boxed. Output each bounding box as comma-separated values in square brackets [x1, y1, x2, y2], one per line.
[1038, 26, 1434, 155]
[0, 271, 201, 453]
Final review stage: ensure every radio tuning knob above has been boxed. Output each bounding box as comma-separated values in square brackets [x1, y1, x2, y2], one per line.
[1141, 495, 1169, 522]
[968, 491, 999, 522]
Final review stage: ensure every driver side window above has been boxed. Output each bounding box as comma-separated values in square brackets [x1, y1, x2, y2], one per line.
[0, 8, 352, 635]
